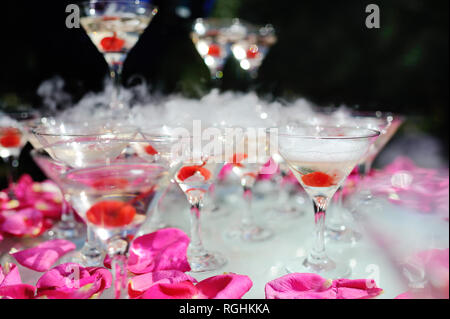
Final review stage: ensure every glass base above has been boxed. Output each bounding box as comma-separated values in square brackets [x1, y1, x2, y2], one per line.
[326, 223, 362, 243]
[225, 224, 273, 242]
[188, 251, 227, 272]
[60, 242, 104, 267]
[285, 255, 351, 279]
[45, 220, 85, 241]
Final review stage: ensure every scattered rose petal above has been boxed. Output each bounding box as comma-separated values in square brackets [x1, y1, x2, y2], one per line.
[0, 263, 36, 299]
[140, 273, 253, 299]
[11, 239, 76, 272]
[195, 273, 253, 299]
[128, 270, 197, 299]
[0, 208, 44, 237]
[265, 273, 382, 299]
[127, 228, 191, 274]
[36, 263, 112, 299]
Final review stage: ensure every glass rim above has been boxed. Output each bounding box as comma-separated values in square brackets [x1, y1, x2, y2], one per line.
[80, 0, 158, 9]
[61, 161, 168, 183]
[273, 125, 381, 140]
[31, 125, 139, 138]
[32, 137, 179, 150]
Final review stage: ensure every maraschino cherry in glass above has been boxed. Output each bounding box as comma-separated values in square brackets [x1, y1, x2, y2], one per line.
[61, 140, 171, 298]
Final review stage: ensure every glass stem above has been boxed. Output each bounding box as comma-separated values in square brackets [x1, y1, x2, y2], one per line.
[59, 197, 76, 226]
[108, 62, 123, 110]
[241, 186, 253, 227]
[188, 200, 206, 257]
[79, 225, 103, 266]
[5, 155, 19, 197]
[108, 239, 129, 299]
[310, 196, 329, 261]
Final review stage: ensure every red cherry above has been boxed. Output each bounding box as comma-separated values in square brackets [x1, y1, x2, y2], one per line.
[230, 153, 248, 168]
[100, 32, 125, 52]
[246, 46, 259, 59]
[102, 16, 119, 21]
[301, 172, 335, 187]
[177, 162, 211, 182]
[91, 178, 129, 190]
[207, 44, 221, 57]
[86, 200, 136, 228]
[145, 145, 158, 156]
[0, 128, 21, 148]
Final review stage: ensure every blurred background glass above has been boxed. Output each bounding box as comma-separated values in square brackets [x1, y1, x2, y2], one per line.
[0, 0, 448, 186]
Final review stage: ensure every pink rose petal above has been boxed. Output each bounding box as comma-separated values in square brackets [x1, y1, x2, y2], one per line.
[36, 263, 112, 299]
[333, 278, 383, 299]
[0, 208, 43, 237]
[196, 273, 253, 299]
[140, 281, 198, 299]
[127, 228, 191, 274]
[0, 263, 36, 299]
[265, 273, 383, 299]
[265, 273, 334, 299]
[0, 284, 36, 299]
[140, 273, 253, 299]
[129, 270, 197, 299]
[11, 239, 76, 272]
[0, 264, 22, 287]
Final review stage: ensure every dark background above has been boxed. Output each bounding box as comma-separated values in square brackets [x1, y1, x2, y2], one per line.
[0, 0, 448, 185]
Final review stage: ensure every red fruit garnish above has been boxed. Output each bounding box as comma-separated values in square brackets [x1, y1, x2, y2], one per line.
[0, 128, 21, 148]
[177, 162, 211, 182]
[207, 44, 221, 57]
[100, 32, 125, 52]
[246, 46, 259, 59]
[301, 172, 335, 187]
[102, 16, 119, 21]
[145, 145, 158, 156]
[230, 153, 248, 168]
[86, 200, 136, 228]
[91, 178, 129, 190]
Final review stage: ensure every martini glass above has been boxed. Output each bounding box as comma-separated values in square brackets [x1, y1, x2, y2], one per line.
[171, 133, 228, 272]
[191, 18, 247, 85]
[231, 23, 277, 79]
[80, 0, 158, 110]
[0, 108, 39, 194]
[61, 141, 170, 299]
[32, 122, 137, 264]
[225, 131, 274, 242]
[277, 124, 379, 278]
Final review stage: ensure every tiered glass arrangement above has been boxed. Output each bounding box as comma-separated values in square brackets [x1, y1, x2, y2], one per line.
[230, 23, 277, 78]
[191, 18, 277, 84]
[277, 124, 379, 278]
[80, 0, 158, 109]
[191, 18, 246, 81]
